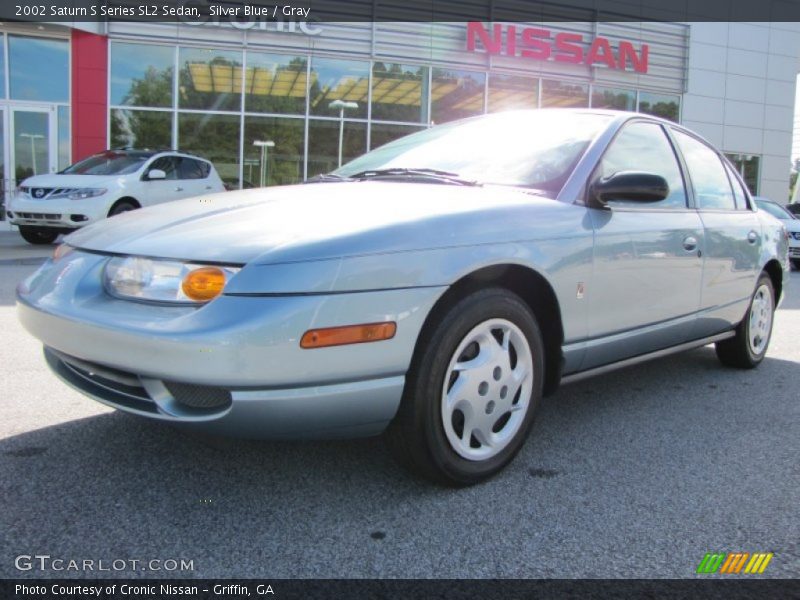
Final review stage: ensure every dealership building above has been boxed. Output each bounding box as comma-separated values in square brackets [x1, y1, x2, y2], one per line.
[0, 18, 798, 224]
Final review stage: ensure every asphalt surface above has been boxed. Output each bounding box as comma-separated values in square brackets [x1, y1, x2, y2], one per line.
[1, 261, 798, 579]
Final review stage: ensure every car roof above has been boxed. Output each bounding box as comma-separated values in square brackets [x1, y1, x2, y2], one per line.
[108, 148, 211, 162]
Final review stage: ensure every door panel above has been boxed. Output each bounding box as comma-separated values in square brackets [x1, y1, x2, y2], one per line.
[582, 120, 704, 370]
[586, 208, 704, 368]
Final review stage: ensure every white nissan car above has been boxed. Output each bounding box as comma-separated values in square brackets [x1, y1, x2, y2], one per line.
[7, 149, 225, 244]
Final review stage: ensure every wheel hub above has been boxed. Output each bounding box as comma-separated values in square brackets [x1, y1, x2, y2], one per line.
[441, 318, 534, 461]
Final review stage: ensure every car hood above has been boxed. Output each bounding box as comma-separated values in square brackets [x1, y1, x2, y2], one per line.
[65, 181, 558, 264]
[20, 173, 121, 188]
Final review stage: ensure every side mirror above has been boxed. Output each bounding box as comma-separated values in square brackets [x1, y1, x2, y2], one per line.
[146, 168, 166, 181]
[589, 171, 669, 209]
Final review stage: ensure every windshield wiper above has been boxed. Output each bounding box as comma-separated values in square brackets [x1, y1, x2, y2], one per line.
[346, 168, 480, 186]
[305, 173, 353, 183]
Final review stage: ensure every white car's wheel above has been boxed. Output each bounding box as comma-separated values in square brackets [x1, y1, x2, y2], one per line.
[386, 287, 544, 485]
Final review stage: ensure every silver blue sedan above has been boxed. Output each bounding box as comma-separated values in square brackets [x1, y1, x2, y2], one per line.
[17, 110, 789, 485]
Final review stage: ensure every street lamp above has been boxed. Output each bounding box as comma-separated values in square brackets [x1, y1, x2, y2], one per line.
[20, 133, 45, 175]
[253, 140, 275, 188]
[328, 99, 358, 167]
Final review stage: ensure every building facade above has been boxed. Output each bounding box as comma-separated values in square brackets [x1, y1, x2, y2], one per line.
[0, 19, 797, 225]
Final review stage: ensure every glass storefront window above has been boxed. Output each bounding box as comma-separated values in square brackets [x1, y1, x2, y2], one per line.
[431, 68, 485, 124]
[178, 113, 240, 187]
[0, 41, 5, 99]
[111, 109, 173, 150]
[487, 74, 538, 113]
[725, 153, 761, 195]
[243, 116, 305, 187]
[245, 53, 308, 115]
[371, 62, 428, 123]
[9, 36, 68, 102]
[541, 79, 589, 108]
[179, 47, 243, 112]
[638, 92, 680, 122]
[57, 105, 70, 170]
[13, 111, 49, 180]
[111, 42, 174, 108]
[309, 58, 369, 119]
[591, 86, 635, 111]
[370, 123, 425, 151]
[307, 119, 367, 177]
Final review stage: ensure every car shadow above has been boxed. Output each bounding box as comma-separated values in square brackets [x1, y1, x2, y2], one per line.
[0, 347, 800, 576]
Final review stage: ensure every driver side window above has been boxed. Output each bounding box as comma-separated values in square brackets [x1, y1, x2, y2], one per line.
[147, 156, 180, 180]
[596, 121, 688, 209]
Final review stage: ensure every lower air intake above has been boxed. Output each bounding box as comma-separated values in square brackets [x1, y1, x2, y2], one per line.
[164, 381, 232, 409]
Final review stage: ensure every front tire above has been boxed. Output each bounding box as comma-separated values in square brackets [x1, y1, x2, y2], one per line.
[108, 199, 138, 217]
[791, 259, 800, 272]
[386, 288, 544, 486]
[715, 273, 775, 369]
[18, 226, 58, 245]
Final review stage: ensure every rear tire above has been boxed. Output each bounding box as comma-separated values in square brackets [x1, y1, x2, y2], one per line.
[18, 226, 58, 245]
[385, 287, 544, 486]
[715, 273, 775, 369]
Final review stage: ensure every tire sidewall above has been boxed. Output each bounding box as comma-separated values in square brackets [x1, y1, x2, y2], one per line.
[742, 273, 775, 364]
[413, 289, 544, 484]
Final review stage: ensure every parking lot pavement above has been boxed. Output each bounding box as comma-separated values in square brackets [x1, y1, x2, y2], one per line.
[1, 262, 798, 579]
[0, 230, 57, 265]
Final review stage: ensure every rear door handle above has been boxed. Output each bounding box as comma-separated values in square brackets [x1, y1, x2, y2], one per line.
[747, 231, 759, 244]
[682, 236, 698, 251]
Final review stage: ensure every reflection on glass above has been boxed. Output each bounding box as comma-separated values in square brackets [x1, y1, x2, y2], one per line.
[371, 63, 427, 123]
[245, 53, 308, 115]
[179, 47, 243, 111]
[309, 58, 369, 118]
[488, 74, 538, 113]
[307, 119, 367, 178]
[0, 42, 5, 99]
[431, 68, 485, 124]
[0, 115, 4, 219]
[178, 113, 240, 184]
[591, 86, 635, 111]
[9, 36, 69, 102]
[724, 153, 760, 195]
[111, 109, 173, 150]
[57, 106, 70, 171]
[370, 123, 425, 150]
[111, 42, 174, 107]
[638, 92, 680, 122]
[14, 111, 49, 180]
[598, 121, 687, 209]
[673, 130, 735, 209]
[243, 117, 305, 188]
[541, 79, 589, 108]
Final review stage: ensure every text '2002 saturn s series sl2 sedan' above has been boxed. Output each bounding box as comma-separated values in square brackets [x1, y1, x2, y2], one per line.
[17, 110, 789, 485]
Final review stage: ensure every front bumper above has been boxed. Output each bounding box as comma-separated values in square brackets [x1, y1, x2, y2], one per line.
[17, 251, 445, 438]
[7, 194, 109, 229]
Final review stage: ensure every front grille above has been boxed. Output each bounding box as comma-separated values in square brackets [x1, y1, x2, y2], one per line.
[17, 212, 62, 220]
[164, 381, 232, 410]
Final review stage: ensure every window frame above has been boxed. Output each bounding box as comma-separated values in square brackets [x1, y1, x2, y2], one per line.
[585, 117, 692, 212]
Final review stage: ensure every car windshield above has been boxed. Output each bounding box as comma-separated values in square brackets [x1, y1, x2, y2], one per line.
[333, 111, 612, 194]
[756, 199, 793, 220]
[61, 151, 151, 176]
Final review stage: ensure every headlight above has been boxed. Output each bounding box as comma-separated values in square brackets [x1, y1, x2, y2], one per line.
[104, 256, 240, 304]
[66, 188, 107, 200]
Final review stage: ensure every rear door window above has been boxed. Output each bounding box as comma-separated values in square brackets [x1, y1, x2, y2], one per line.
[179, 158, 210, 179]
[672, 130, 736, 210]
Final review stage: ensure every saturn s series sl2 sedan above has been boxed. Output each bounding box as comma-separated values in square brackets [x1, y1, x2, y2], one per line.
[16, 110, 789, 485]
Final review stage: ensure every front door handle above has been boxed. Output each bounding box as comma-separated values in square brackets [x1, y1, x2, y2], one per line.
[682, 236, 698, 251]
[747, 230, 759, 244]
[175, 186, 184, 192]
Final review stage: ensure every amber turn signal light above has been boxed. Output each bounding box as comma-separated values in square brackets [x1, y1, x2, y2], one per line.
[301, 322, 397, 349]
[181, 266, 227, 302]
